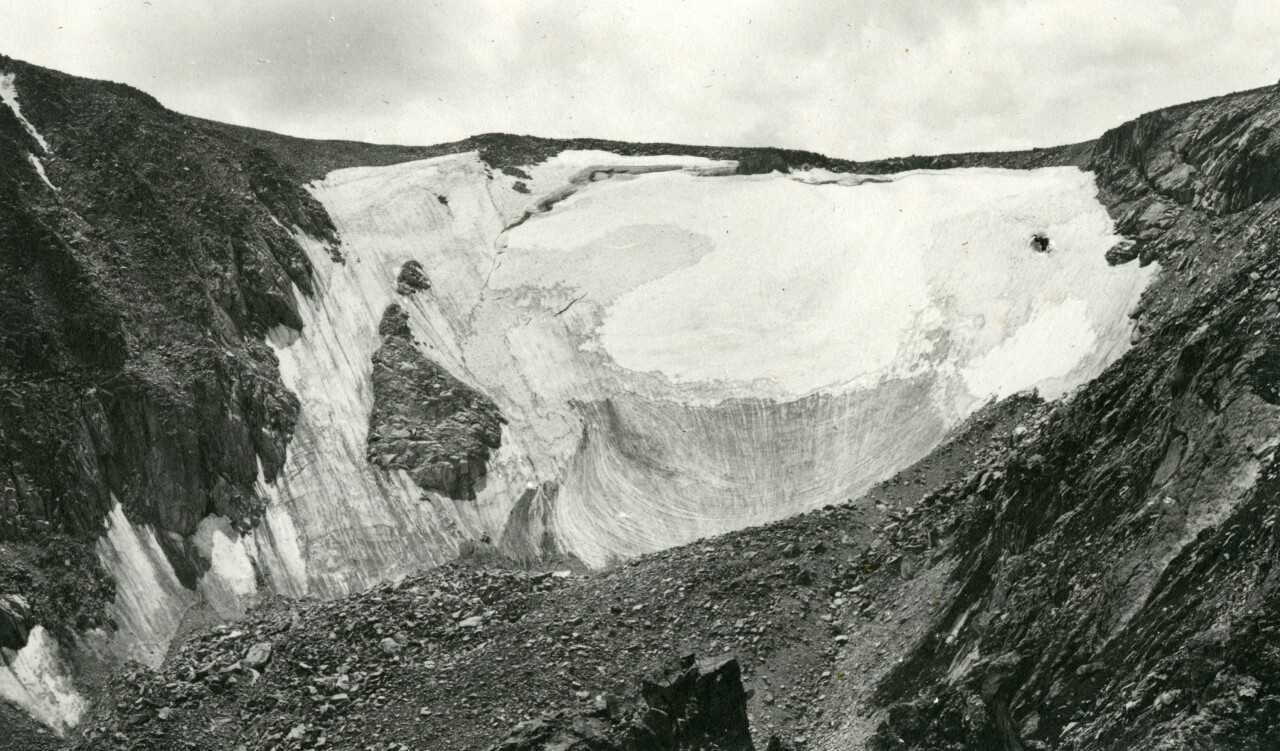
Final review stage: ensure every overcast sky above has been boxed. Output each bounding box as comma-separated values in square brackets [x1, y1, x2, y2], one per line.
[1, 1, 1277, 160]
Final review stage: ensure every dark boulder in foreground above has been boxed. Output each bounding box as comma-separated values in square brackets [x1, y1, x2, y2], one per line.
[489, 654, 774, 751]
[0, 594, 33, 651]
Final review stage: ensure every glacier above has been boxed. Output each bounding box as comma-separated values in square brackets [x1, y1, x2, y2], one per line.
[1, 149, 1158, 729]
[251, 150, 1154, 577]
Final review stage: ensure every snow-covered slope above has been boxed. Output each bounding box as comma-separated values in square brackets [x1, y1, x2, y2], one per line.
[247, 150, 1154, 578]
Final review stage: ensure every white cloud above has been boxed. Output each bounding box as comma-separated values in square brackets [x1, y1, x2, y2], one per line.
[0, 0, 1276, 159]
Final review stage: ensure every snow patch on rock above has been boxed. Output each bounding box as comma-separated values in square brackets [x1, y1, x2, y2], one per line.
[0, 626, 86, 733]
[26, 153, 55, 190]
[96, 501, 198, 668]
[0, 72, 51, 152]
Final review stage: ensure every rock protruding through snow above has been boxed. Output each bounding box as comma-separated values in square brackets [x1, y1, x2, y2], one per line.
[396, 260, 431, 296]
[367, 304, 505, 500]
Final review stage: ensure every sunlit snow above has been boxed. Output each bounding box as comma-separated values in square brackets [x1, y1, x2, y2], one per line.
[0, 73, 51, 152]
[250, 151, 1153, 576]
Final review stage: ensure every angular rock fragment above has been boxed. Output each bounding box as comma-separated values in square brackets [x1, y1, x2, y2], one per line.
[396, 260, 431, 295]
[487, 653, 767, 751]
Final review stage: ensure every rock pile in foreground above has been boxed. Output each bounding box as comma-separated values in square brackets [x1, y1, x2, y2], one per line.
[488, 654, 778, 751]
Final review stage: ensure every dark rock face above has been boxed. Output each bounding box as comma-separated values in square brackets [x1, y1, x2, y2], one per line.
[0, 53, 333, 635]
[1094, 84, 1280, 215]
[867, 83, 1280, 751]
[396, 260, 431, 295]
[0, 595, 32, 650]
[368, 304, 504, 500]
[488, 655, 759, 751]
[631, 655, 755, 751]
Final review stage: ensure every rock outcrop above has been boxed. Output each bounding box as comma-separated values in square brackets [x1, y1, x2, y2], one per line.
[488, 655, 760, 751]
[0, 54, 329, 635]
[367, 304, 504, 500]
[866, 81, 1280, 751]
[0, 595, 32, 651]
[395, 260, 431, 295]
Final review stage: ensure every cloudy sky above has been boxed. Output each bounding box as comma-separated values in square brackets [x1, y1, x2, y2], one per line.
[1, 1, 1277, 160]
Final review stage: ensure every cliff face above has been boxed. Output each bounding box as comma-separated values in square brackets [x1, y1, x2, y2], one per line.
[865, 84, 1280, 750]
[0, 55, 334, 643]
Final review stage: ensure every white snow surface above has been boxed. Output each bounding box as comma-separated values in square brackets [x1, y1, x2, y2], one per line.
[250, 151, 1153, 574]
[577, 167, 1145, 400]
[95, 501, 198, 669]
[27, 154, 55, 190]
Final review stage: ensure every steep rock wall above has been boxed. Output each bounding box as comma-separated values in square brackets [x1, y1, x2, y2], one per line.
[857, 82, 1280, 751]
[0, 57, 335, 729]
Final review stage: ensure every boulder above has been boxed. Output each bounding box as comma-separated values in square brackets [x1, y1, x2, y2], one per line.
[485, 653, 768, 751]
[0, 594, 32, 651]
[242, 641, 272, 669]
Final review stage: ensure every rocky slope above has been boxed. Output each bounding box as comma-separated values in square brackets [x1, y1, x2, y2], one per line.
[0, 54, 334, 644]
[865, 81, 1280, 751]
[0, 54, 1278, 750]
[67, 394, 1037, 751]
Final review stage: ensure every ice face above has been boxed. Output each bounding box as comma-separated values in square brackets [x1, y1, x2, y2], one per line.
[257, 152, 1154, 572]
[95, 501, 199, 669]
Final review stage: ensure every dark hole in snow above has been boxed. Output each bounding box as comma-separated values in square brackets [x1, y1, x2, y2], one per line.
[437, 194, 449, 205]
[1031, 233, 1051, 253]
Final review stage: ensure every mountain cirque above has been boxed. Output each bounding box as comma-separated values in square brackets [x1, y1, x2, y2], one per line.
[0, 52, 1278, 750]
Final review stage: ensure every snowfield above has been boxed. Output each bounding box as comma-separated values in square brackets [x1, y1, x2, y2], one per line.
[225, 151, 1153, 582]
